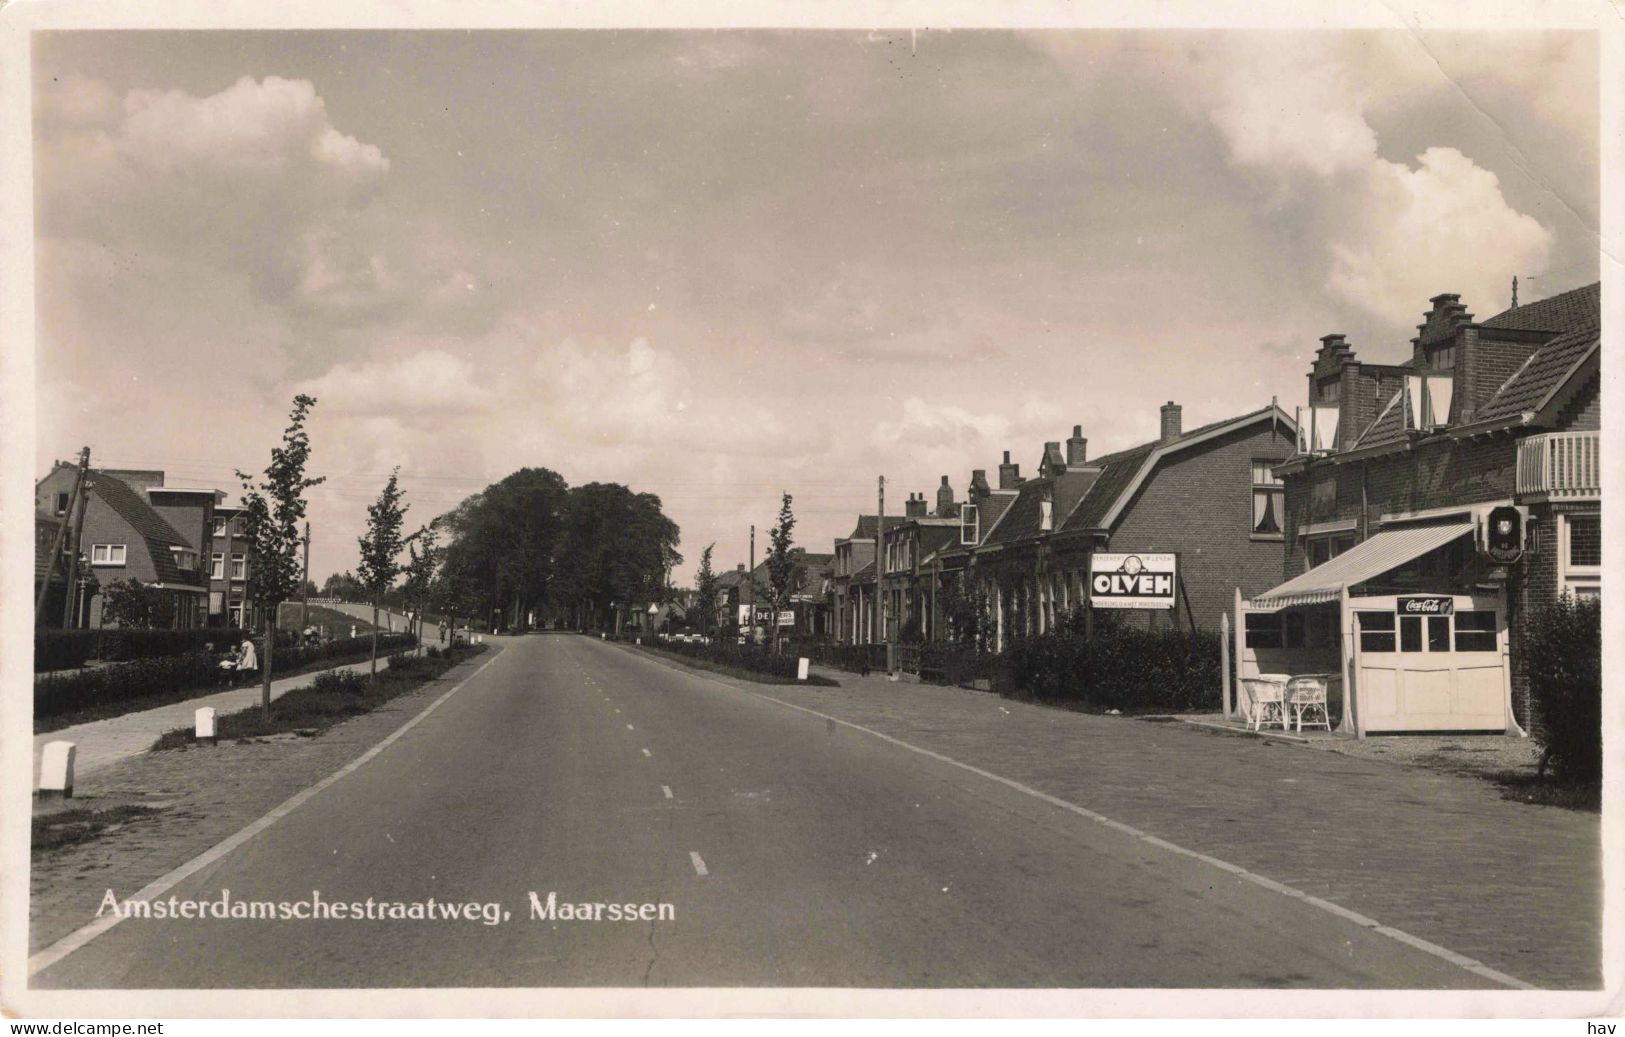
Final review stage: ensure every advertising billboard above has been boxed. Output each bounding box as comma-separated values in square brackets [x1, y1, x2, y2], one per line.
[1089, 552, 1177, 610]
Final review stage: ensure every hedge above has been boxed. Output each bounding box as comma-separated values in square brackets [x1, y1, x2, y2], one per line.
[36, 632, 417, 722]
[1005, 625, 1223, 713]
[34, 627, 252, 672]
[649, 638, 803, 681]
[1527, 593, 1601, 785]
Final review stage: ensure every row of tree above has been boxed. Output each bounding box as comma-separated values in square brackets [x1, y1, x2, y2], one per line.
[232, 396, 683, 716]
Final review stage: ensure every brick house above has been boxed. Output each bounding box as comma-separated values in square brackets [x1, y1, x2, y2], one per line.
[920, 405, 1296, 651]
[33, 466, 220, 629]
[830, 515, 903, 644]
[877, 480, 962, 642]
[207, 504, 261, 630]
[1237, 283, 1600, 735]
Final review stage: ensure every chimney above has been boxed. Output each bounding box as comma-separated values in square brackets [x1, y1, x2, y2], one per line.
[998, 450, 1022, 489]
[969, 469, 991, 503]
[905, 493, 926, 519]
[935, 475, 955, 517]
[1160, 401, 1182, 445]
[1066, 425, 1088, 465]
[736, 563, 745, 573]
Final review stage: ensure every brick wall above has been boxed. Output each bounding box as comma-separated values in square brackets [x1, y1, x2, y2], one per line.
[1104, 420, 1297, 630]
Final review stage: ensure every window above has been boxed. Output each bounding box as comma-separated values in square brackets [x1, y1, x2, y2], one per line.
[231, 554, 247, 580]
[1454, 610, 1498, 652]
[1400, 615, 1423, 653]
[171, 548, 198, 570]
[1427, 615, 1450, 652]
[1422, 373, 1454, 428]
[1357, 611, 1395, 652]
[212, 516, 227, 536]
[211, 553, 225, 579]
[1244, 612, 1282, 649]
[54, 492, 69, 516]
[1307, 534, 1354, 570]
[1558, 513, 1600, 599]
[91, 544, 127, 565]
[1315, 378, 1341, 403]
[1251, 461, 1283, 536]
[1429, 345, 1455, 371]
[959, 503, 979, 546]
[1039, 498, 1053, 532]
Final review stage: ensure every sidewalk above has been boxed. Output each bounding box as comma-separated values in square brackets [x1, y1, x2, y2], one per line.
[32, 654, 402, 788]
[772, 661, 1598, 988]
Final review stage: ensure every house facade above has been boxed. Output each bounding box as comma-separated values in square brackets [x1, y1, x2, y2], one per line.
[1237, 283, 1600, 735]
[34, 466, 220, 629]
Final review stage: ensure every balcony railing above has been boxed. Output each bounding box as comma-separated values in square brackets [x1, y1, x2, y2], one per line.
[1516, 431, 1600, 499]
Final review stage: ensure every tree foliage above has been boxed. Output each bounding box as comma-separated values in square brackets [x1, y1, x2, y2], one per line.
[235, 395, 326, 613]
[694, 543, 719, 636]
[765, 493, 799, 651]
[100, 578, 176, 629]
[429, 470, 679, 632]
[1528, 592, 1602, 785]
[234, 394, 325, 711]
[357, 468, 408, 600]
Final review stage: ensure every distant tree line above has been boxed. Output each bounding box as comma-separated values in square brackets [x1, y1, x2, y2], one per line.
[430, 469, 681, 632]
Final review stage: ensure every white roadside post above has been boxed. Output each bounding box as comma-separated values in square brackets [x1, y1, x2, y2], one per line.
[38, 741, 77, 800]
[797, 657, 810, 681]
[195, 707, 217, 745]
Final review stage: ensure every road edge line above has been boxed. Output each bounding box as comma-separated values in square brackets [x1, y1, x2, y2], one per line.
[28, 648, 504, 978]
[604, 639, 1536, 991]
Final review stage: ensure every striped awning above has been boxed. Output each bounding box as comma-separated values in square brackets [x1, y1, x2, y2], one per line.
[1246, 522, 1475, 611]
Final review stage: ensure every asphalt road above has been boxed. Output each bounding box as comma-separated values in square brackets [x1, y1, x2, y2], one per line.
[35, 634, 1495, 988]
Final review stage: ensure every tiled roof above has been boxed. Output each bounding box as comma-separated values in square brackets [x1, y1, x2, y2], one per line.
[1475, 322, 1600, 423]
[984, 467, 1101, 546]
[1059, 407, 1286, 533]
[91, 471, 199, 585]
[846, 515, 907, 540]
[1353, 385, 1413, 450]
[1060, 443, 1155, 532]
[973, 490, 1018, 541]
[1479, 282, 1599, 333]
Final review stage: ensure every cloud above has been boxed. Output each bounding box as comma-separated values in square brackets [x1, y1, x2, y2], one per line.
[1327, 147, 1552, 320]
[37, 75, 390, 310]
[1170, 35, 1558, 325]
[297, 350, 490, 419]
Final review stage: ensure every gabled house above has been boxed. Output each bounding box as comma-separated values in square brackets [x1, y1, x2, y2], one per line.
[34, 465, 221, 629]
[1238, 283, 1600, 736]
[830, 514, 903, 644]
[877, 480, 963, 642]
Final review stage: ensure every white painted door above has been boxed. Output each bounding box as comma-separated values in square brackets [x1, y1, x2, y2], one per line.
[1354, 595, 1507, 733]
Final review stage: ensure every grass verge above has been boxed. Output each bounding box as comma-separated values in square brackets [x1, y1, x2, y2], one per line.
[33, 805, 163, 854]
[1487, 771, 1600, 812]
[148, 645, 488, 752]
[36, 644, 415, 735]
[630, 643, 839, 687]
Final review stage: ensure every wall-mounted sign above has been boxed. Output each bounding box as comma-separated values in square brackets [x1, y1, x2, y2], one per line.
[1089, 552, 1177, 610]
[778, 610, 795, 627]
[1484, 505, 1524, 564]
[1398, 595, 1454, 616]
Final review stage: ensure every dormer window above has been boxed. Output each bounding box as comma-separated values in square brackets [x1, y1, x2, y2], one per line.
[1039, 498, 1053, 532]
[959, 503, 979, 545]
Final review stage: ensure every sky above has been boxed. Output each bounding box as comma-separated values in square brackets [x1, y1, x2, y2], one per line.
[30, 28, 1600, 586]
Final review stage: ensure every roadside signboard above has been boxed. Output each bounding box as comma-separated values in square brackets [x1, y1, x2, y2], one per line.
[778, 610, 795, 627]
[1089, 552, 1177, 610]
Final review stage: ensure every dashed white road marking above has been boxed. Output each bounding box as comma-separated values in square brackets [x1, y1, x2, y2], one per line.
[661, 785, 674, 799]
[611, 642, 1536, 992]
[689, 851, 709, 877]
[626, 723, 635, 731]
[641, 748, 652, 757]
[29, 649, 504, 977]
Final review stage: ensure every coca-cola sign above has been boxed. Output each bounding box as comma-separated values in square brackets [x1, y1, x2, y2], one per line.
[1398, 595, 1454, 616]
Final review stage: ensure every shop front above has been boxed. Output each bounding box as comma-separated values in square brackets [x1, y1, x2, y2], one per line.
[1234, 518, 1522, 737]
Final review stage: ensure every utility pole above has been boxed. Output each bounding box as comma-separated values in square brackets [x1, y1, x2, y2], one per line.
[300, 521, 311, 635]
[63, 469, 92, 629]
[37, 447, 89, 625]
[748, 524, 756, 644]
[877, 475, 886, 663]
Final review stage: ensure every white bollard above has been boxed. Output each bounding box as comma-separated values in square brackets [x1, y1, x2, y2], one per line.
[38, 741, 76, 800]
[636, 637, 641, 645]
[195, 707, 217, 745]
[797, 658, 810, 681]
[601, 632, 606, 640]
